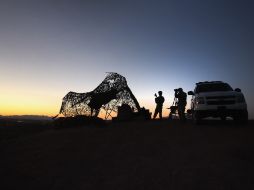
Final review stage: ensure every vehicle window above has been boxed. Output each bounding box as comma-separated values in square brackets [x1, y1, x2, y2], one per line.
[195, 83, 233, 93]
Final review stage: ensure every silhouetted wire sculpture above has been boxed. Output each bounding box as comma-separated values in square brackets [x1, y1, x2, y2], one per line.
[54, 72, 141, 119]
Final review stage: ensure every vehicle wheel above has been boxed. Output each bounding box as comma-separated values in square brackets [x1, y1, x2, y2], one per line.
[192, 111, 201, 124]
[234, 110, 248, 125]
[220, 116, 226, 121]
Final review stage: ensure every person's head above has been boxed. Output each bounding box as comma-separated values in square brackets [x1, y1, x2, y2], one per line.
[178, 88, 183, 92]
[158, 91, 162, 96]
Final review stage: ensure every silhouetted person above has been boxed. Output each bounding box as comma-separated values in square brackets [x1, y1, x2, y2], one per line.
[153, 91, 165, 119]
[174, 88, 187, 121]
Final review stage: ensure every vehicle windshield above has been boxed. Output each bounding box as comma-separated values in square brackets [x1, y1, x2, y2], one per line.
[195, 83, 233, 93]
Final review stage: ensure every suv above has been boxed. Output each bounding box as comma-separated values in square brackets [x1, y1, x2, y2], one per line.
[188, 81, 248, 123]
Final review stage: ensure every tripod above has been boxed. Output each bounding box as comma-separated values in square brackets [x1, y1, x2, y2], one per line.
[168, 97, 178, 120]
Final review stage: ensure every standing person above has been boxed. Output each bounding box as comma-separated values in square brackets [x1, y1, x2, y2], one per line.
[174, 88, 187, 121]
[153, 91, 165, 119]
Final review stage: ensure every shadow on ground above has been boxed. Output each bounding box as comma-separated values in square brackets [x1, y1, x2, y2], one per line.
[0, 120, 254, 190]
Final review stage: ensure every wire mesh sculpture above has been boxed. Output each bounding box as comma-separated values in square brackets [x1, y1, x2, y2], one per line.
[55, 72, 141, 119]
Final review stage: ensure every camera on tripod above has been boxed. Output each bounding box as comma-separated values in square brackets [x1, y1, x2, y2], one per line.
[174, 88, 182, 98]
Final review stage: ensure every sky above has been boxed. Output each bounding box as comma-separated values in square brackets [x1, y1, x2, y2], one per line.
[0, 0, 254, 118]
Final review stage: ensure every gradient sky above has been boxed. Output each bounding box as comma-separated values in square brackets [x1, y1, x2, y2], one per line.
[0, 0, 254, 118]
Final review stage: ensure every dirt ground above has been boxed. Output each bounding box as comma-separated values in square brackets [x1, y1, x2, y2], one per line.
[1, 120, 254, 190]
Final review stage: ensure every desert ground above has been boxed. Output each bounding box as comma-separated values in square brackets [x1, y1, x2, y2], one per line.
[1, 119, 254, 190]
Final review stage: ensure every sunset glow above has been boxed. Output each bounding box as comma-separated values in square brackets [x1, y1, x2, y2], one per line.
[0, 0, 253, 119]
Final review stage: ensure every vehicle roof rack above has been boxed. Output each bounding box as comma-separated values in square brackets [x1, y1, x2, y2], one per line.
[196, 81, 223, 85]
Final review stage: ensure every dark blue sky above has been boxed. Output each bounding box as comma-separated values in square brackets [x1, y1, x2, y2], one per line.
[0, 0, 254, 117]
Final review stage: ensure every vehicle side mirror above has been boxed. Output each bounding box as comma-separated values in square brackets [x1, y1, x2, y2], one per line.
[188, 91, 194, 95]
[235, 88, 241, 92]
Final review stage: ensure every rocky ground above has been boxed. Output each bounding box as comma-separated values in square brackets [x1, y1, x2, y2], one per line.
[1, 119, 254, 190]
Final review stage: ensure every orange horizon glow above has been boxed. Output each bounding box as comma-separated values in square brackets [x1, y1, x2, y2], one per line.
[0, 96, 171, 118]
[0, 87, 184, 119]
[0, 104, 172, 119]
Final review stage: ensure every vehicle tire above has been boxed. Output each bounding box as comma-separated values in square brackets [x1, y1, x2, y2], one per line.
[192, 111, 201, 125]
[220, 116, 226, 121]
[234, 110, 248, 125]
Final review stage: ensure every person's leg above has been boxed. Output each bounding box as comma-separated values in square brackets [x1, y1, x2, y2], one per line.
[178, 106, 183, 120]
[153, 107, 158, 119]
[168, 112, 172, 119]
[159, 109, 162, 119]
[180, 110, 184, 120]
[179, 105, 185, 121]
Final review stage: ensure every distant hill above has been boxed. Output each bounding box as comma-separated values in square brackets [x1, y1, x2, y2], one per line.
[0, 115, 52, 121]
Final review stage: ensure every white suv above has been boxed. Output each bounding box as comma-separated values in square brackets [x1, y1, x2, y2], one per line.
[188, 81, 248, 123]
